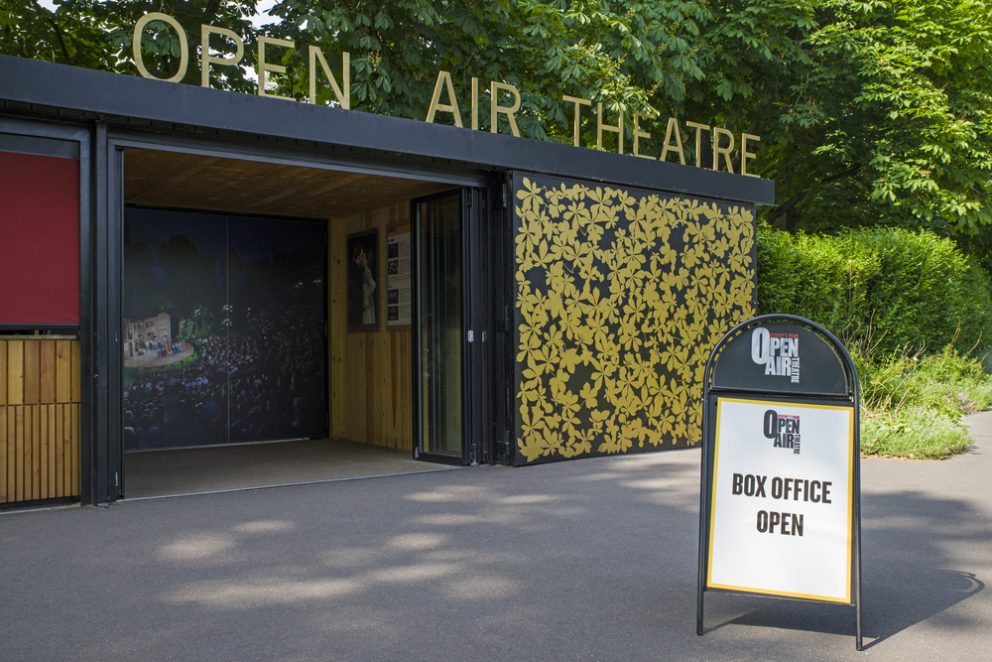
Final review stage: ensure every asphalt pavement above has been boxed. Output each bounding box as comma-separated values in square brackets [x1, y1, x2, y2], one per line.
[2, 412, 991, 661]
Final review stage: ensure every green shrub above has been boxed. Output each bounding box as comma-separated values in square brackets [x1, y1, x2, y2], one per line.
[758, 228, 992, 459]
[857, 348, 992, 458]
[757, 225, 992, 358]
[862, 348, 992, 417]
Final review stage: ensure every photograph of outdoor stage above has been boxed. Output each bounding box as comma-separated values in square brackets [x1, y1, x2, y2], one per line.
[123, 209, 327, 450]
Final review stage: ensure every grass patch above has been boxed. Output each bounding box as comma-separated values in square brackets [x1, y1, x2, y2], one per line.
[863, 349, 992, 416]
[861, 406, 972, 459]
[859, 348, 992, 459]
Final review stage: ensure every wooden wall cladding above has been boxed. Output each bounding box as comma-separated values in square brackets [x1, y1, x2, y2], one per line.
[329, 204, 413, 451]
[0, 338, 80, 504]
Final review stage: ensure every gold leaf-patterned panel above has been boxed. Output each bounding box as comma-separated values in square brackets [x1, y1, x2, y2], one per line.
[513, 174, 755, 464]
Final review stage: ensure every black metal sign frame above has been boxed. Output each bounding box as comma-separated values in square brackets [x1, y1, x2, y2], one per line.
[696, 314, 863, 650]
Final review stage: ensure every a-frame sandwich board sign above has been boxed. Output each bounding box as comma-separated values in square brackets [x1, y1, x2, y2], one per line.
[696, 314, 863, 650]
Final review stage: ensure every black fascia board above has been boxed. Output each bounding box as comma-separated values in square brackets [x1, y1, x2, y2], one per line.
[0, 55, 774, 205]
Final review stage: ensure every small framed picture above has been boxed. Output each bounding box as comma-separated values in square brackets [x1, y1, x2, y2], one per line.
[347, 229, 379, 331]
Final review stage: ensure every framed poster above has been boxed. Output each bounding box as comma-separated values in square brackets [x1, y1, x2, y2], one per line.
[347, 229, 379, 331]
[386, 231, 412, 327]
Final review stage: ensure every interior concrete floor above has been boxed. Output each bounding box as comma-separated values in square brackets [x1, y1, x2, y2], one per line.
[123, 438, 456, 499]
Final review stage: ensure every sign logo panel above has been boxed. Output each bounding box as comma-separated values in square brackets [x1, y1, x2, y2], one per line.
[751, 326, 800, 383]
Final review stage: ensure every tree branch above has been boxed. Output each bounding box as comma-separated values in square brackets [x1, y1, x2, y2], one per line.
[205, 0, 222, 20]
[767, 164, 863, 230]
[46, 17, 70, 62]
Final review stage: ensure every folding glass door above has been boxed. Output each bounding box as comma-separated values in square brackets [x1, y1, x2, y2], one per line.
[413, 191, 466, 461]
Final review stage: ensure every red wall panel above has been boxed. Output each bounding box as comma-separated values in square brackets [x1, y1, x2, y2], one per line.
[0, 150, 80, 326]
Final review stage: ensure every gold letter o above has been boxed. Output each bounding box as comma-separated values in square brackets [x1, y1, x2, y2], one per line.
[133, 12, 189, 83]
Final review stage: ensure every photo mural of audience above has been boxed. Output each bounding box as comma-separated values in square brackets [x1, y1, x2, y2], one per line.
[123, 208, 326, 450]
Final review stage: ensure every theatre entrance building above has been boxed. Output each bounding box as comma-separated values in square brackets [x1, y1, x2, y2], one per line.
[0, 52, 772, 507]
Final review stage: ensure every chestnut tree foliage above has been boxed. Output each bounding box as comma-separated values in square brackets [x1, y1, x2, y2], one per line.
[3, 0, 992, 250]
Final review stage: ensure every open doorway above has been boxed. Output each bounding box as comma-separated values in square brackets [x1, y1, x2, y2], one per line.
[119, 147, 473, 497]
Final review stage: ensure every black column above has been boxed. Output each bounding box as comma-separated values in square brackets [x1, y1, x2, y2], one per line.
[90, 121, 121, 504]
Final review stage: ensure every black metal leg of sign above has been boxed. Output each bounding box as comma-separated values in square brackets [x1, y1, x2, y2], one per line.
[853, 494, 863, 650]
[852, 396, 864, 651]
[696, 396, 712, 636]
[856, 579, 863, 651]
[696, 500, 706, 634]
[854, 416, 864, 651]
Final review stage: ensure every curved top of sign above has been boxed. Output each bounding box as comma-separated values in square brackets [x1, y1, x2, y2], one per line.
[706, 314, 857, 400]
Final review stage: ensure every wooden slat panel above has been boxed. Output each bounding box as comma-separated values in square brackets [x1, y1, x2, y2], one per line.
[24, 405, 33, 500]
[14, 407, 24, 501]
[7, 340, 24, 405]
[0, 340, 7, 406]
[62, 405, 72, 497]
[329, 204, 413, 452]
[0, 407, 6, 503]
[124, 149, 448, 219]
[1, 338, 80, 503]
[23, 406, 32, 500]
[55, 341, 72, 403]
[4, 406, 12, 502]
[71, 405, 79, 496]
[55, 404, 64, 498]
[70, 340, 81, 403]
[22, 406, 30, 500]
[47, 404, 56, 498]
[23, 341, 40, 404]
[40, 340, 57, 404]
[346, 334, 367, 441]
[40, 403, 49, 498]
[31, 406, 41, 500]
[12, 407, 21, 502]
[365, 330, 376, 443]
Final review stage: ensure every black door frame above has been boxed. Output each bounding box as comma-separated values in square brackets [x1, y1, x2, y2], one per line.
[411, 188, 474, 465]
[97, 134, 492, 502]
[0, 117, 95, 502]
[410, 182, 514, 467]
[488, 177, 516, 466]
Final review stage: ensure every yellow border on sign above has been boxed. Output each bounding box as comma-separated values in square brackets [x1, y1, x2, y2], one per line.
[706, 396, 855, 604]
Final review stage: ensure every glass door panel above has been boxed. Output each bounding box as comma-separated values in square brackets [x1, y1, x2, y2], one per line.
[415, 192, 463, 459]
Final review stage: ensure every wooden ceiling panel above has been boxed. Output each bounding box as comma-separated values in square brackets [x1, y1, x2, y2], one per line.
[123, 148, 450, 219]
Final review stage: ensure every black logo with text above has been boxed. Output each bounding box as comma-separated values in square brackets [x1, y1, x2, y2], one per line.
[751, 327, 800, 383]
[763, 409, 801, 455]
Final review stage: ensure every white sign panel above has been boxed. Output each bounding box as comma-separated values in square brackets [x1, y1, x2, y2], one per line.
[386, 232, 412, 327]
[707, 397, 854, 603]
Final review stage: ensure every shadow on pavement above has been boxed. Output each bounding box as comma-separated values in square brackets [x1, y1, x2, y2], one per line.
[706, 488, 988, 649]
[3, 444, 991, 660]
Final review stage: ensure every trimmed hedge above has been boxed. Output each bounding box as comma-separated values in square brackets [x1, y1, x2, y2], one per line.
[756, 225, 992, 358]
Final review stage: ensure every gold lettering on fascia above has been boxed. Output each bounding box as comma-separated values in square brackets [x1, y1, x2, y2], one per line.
[133, 13, 351, 109]
[131, 13, 761, 175]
